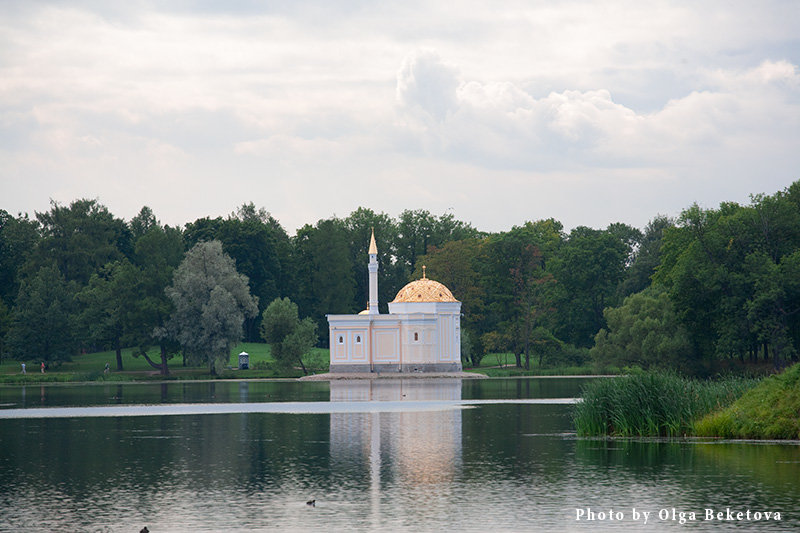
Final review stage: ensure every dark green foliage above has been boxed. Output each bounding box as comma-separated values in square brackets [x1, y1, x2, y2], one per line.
[573, 371, 758, 437]
[395, 208, 479, 276]
[550, 226, 629, 347]
[0, 210, 40, 307]
[6, 263, 78, 363]
[344, 207, 400, 314]
[77, 260, 131, 370]
[293, 218, 356, 345]
[3, 179, 800, 377]
[126, 215, 185, 374]
[656, 188, 800, 369]
[618, 215, 674, 297]
[27, 199, 131, 284]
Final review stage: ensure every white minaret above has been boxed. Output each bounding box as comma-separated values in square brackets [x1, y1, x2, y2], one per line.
[368, 228, 379, 314]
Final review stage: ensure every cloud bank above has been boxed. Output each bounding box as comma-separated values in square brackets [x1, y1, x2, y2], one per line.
[0, 1, 798, 232]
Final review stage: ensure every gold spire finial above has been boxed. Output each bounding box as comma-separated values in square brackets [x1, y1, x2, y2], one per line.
[422, 265, 427, 279]
[368, 228, 377, 255]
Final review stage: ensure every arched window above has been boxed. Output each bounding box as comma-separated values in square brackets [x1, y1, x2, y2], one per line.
[355, 335, 362, 344]
[338, 335, 344, 344]
[413, 332, 419, 342]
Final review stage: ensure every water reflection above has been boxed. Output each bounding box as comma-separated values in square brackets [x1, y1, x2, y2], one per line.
[330, 380, 462, 530]
[330, 379, 462, 481]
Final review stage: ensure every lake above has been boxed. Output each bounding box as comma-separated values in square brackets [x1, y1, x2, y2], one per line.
[0, 378, 798, 531]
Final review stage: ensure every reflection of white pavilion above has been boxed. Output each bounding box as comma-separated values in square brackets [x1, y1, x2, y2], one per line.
[327, 231, 462, 373]
[329, 380, 463, 493]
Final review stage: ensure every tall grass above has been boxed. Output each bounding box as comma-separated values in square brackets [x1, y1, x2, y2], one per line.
[573, 371, 759, 437]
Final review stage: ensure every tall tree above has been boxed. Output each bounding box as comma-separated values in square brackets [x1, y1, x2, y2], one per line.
[550, 226, 628, 347]
[184, 204, 293, 341]
[395, 209, 479, 276]
[0, 210, 40, 307]
[618, 215, 674, 297]
[6, 264, 78, 363]
[77, 260, 131, 371]
[0, 298, 10, 363]
[655, 184, 800, 370]
[480, 220, 564, 364]
[477, 222, 563, 367]
[127, 222, 185, 375]
[293, 218, 356, 344]
[164, 240, 258, 374]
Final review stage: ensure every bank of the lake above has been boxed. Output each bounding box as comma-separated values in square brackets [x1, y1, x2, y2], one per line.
[694, 363, 800, 439]
[0, 343, 609, 384]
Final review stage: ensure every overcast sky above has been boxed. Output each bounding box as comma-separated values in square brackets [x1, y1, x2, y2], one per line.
[1, 1, 798, 234]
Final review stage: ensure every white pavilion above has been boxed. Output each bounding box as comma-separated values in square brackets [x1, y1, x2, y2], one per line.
[327, 230, 462, 373]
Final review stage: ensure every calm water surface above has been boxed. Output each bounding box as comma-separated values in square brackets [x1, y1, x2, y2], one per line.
[0, 378, 798, 532]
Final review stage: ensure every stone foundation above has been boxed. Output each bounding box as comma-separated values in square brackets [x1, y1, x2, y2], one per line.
[329, 362, 463, 374]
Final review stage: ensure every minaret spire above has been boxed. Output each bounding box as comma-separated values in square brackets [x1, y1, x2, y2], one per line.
[368, 228, 379, 314]
[368, 227, 378, 255]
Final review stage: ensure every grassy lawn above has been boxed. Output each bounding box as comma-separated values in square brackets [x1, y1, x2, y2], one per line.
[466, 352, 599, 377]
[0, 342, 330, 383]
[0, 346, 604, 383]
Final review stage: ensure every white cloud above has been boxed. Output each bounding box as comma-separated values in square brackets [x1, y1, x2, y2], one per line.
[1, 1, 799, 233]
[396, 50, 460, 122]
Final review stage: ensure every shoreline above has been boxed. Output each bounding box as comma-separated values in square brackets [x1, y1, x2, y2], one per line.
[299, 371, 487, 381]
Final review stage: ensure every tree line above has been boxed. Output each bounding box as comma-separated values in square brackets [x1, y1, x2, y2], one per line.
[1, 181, 799, 376]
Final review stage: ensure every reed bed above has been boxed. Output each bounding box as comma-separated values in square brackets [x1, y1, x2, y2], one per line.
[573, 371, 758, 437]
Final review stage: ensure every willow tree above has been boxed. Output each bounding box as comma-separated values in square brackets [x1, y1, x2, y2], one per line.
[164, 240, 258, 374]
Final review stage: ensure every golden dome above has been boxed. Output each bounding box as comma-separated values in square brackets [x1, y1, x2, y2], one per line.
[392, 267, 458, 303]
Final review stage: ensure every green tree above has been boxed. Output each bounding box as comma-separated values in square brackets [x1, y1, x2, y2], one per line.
[618, 215, 674, 297]
[395, 209, 479, 276]
[129, 206, 160, 242]
[77, 260, 131, 371]
[126, 221, 185, 375]
[185, 204, 294, 341]
[550, 226, 628, 347]
[219, 204, 293, 340]
[592, 287, 694, 370]
[480, 221, 563, 367]
[260, 297, 318, 375]
[6, 264, 78, 363]
[165, 240, 258, 374]
[28, 199, 131, 284]
[293, 218, 356, 344]
[0, 210, 40, 307]
[0, 299, 10, 363]
[654, 184, 800, 370]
